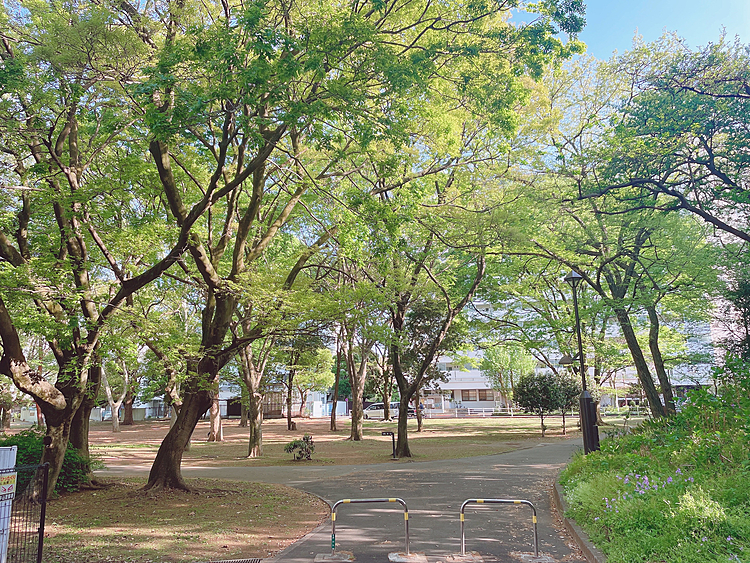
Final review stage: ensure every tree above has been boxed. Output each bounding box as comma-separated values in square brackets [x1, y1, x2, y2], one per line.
[480, 344, 537, 407]
[586, 37, 750, 244]
[0, 2, 198, 496]
[520, 56, 720, 418]
[514, 372, 563, 437]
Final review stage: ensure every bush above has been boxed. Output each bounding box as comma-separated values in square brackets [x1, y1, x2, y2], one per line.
[0, 429, 92, 493]
[284, 434, 314, 460]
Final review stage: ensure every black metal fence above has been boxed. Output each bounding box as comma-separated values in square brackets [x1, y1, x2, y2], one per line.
[0, 464, 49, 563]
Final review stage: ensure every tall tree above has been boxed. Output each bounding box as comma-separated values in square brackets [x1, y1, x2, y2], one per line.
[0, 2, 200, 495]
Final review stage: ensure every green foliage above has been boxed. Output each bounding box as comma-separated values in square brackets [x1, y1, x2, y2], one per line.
[515, 372, 563, 415]
[0, 430, 93, 493]
[559, 358, 750, 562]
[284, 434, 315, 461]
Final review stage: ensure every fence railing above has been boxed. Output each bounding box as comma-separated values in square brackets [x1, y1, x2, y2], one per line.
[459, 498, 538, 557]
[329, 498, 410, 557]
[1, 464, 49, 563]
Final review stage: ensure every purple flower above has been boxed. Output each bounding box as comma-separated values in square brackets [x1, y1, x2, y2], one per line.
[667, 477, 673, 484]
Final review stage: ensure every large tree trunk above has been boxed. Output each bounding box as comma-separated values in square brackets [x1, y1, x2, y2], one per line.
[647, 305, 676, 416]
[69, 400, 93, 460]
[615, 307, 664, 418]
[395, 393, 412, 457]
[123, 388, 135, 426]
[144, 388, 212, 491]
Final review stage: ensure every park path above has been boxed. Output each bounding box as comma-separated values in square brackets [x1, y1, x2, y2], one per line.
[99, 438, 588, 563]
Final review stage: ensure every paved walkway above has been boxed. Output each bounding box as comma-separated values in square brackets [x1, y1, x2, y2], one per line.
[99, 438, 587, 563]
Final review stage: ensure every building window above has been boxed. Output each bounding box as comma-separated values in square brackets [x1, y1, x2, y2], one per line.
[461, 390, 477, 401]
[478, 389, 494, 401]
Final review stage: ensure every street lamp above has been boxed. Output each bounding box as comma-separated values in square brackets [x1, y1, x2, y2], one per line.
[564, 270, 600, 454]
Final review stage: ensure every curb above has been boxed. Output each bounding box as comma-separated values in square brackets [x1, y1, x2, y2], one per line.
[552, 481, 607, 563]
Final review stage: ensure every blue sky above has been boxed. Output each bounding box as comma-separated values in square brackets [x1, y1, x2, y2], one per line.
[577, 0, 750, 60]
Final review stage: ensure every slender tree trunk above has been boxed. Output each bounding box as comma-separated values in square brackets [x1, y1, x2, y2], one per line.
[297, 388, 306, 417]
[540, 411, 545, 437]
[207, 394, 223, 442]
[35, 401, 44, 427]
[286, 368, 295, 431]
[239, 344, 266, 457]
[69, 359, 102, 485]
[647, 305, 676, 415]
[415, 389, 423, 432]
[239, 385, 249, 427]
[595, 401, 605, 425]
[614, 307, 664, 418]
[561, 410, 567, 435]
[248, 392, 263, 457]
[330, 336, 342, 432]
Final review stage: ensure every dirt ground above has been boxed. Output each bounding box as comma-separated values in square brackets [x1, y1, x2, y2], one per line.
[88, 414, 579, 468]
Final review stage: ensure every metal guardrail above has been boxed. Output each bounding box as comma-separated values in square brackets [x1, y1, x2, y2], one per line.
[460, 498, 538, 557]
[329, 498, 410, 557]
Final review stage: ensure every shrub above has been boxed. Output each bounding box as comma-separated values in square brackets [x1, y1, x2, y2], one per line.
[0, 429, 92, 493]
[284, 434, 314, 460]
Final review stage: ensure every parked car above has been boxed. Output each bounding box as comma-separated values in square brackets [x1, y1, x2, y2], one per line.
[363, 402, 416, 419]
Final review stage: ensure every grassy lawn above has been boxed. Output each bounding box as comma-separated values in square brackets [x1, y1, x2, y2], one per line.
[44, 478, 329, 563]
[38, 414, 612, 562]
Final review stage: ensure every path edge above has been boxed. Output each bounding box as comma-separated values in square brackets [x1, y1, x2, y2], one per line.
[552, 479, 607, 563]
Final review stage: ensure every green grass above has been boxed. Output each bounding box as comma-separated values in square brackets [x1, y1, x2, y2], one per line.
[559, 363, 750, 563]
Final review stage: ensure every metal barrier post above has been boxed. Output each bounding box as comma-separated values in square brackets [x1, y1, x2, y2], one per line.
[381, 431, 395, 458]
[330, 497, 409, 557]
[459, 498, 538, 557]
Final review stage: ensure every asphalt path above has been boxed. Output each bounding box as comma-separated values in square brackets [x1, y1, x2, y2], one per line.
[99, 438, 588, 563]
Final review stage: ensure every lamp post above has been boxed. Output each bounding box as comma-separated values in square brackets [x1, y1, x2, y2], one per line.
[564, 270, 600, 453]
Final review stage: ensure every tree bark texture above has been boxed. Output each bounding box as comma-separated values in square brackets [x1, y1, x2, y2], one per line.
[647, 305, 676, 415]
[247, 393, 263, 457]
[615, 307, 664, 418]
[123, 389, 135, 426]
[207, 394, 223, 442]
[144, 387, 212, 491]
[330, 337, 342, 432]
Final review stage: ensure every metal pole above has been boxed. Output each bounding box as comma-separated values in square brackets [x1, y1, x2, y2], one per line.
[330, 498, 409, 556]
[460, 499, 538, 557]
[570, 277, 599, 453]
